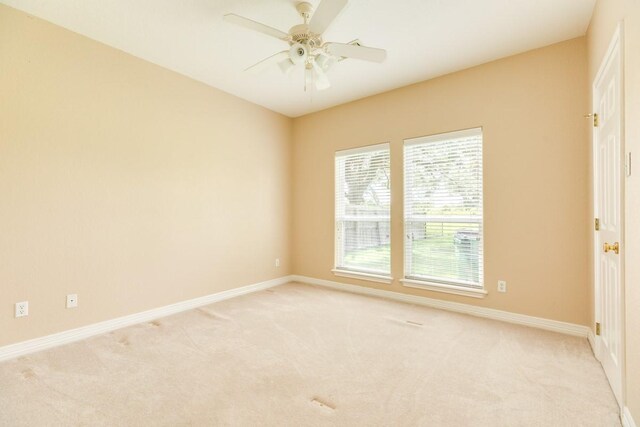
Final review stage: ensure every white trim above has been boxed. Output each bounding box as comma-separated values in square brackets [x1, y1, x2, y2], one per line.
[587, 328, 597, 355]
[291, 275, 590, 337]
[335, 142, 390, 157]
[0, 275, 293, 363]
[404, 127, 482, 146]
[623, 407, 638, 427]
[400, 278, 487, 298]
[332, 269, 393, 284]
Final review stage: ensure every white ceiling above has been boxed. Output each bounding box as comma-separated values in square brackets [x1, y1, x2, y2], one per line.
[1, 0, 595, 117]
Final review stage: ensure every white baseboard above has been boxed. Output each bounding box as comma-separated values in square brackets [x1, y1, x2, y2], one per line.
[587, 328, 597, 353]
[0, 274, 593, 362]
[0, 275, 293, 363]
[291, 275, 590, 337]
[623, 407, 638, 427]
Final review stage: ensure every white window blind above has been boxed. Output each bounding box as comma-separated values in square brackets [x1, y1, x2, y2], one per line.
[404, 128, 483, 288]
[335, 143, 391, 277]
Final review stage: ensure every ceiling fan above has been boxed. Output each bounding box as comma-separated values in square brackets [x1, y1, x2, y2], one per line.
[224, 0, 387, 91]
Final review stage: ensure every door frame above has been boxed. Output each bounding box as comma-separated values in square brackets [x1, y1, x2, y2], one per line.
[592, 22, 625, 408]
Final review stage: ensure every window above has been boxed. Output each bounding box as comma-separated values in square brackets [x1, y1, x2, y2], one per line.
[335, 143, 391, 282]
[403, 128, 484, 291]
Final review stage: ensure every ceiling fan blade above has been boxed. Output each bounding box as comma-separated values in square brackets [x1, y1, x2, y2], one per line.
[309, 0, 348, 34]
[325, 42, 387, 63]
[224, 14, 289, 41]
[312, 59, 331, 90]
[244, 51, 289, 73]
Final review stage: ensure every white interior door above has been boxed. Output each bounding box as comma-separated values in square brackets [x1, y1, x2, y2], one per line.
[593, 25, 624, 407]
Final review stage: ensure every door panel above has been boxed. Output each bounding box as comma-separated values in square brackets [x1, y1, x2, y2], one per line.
[593, 26, 623, 407]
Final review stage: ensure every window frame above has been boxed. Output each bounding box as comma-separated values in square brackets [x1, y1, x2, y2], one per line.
[401, 128, 486, 298]
[334, 142, 393, 284]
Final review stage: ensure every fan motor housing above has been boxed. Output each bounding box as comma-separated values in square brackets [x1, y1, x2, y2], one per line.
[289, 24, 322, 48]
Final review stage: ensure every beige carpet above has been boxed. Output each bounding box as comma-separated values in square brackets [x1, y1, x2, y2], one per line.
[0, 282, 620, 426]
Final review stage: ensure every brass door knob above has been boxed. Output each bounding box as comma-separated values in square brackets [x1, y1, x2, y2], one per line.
[603, 242, 620, 254]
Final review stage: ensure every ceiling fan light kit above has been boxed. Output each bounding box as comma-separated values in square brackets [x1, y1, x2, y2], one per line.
[289, 43, 309, 65]
[224, 0, 387, 92]
[278, 58, 296, 75]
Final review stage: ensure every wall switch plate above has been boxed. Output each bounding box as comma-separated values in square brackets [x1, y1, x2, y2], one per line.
[497, 280, 507, 293]
[15, 301, 28, 318]
[66, 294, 78, 308]
[275, 258, 280, 268]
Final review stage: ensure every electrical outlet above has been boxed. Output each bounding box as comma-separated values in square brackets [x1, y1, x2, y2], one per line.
[66, 294, 78, 308]
[15, 301, 28, 318]
[497, 280, 507, 293]
[275, 258, 280, 268]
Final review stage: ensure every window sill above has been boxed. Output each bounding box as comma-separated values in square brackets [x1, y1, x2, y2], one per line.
[400, 278, 487, 299]
[332, 269, 393, 284]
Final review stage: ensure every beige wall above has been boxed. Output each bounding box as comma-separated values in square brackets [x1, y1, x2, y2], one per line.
[0, 5, 292, 347]
[292, 37, 590, 325]
[587, 0, 640, 420]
